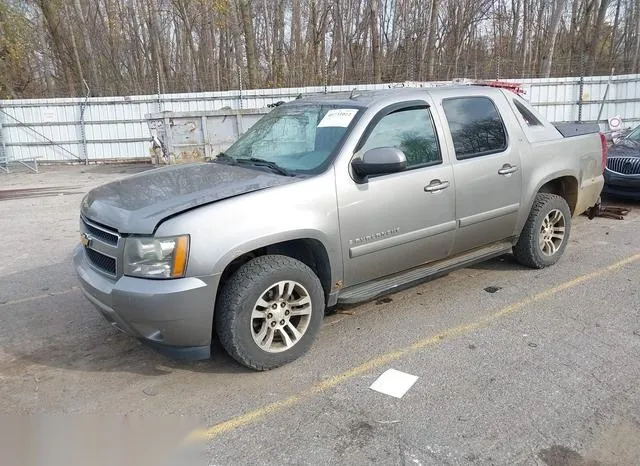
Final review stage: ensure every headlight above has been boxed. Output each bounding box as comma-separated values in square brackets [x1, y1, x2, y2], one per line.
[123, 235, 190, 279]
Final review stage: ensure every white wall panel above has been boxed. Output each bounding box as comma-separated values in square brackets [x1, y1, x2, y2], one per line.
[1, 75, 639, 164]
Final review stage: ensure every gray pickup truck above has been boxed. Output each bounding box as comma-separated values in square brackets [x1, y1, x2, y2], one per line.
[75, 86, 606, 370]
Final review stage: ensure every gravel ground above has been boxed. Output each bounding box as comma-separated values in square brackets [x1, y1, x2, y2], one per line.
[0, 164, 639, 466]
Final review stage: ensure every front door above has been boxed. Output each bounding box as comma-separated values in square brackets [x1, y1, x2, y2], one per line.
[337, 104, 457, 287]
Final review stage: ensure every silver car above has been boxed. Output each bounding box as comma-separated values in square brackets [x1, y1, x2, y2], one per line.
[75, 86, 605, 370]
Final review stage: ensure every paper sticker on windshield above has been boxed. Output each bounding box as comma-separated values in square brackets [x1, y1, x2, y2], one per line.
[318, 109, 358, 128]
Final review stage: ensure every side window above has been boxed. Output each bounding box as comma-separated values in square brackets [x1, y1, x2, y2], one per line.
[442, 97, 508, 159]
[361, 107, 441, 168]
[513, 99, 543, 126]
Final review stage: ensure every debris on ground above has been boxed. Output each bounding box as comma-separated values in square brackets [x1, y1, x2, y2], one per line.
[587, 203, 630, 220]
[142, 387, 158, 396]
[369, 369, 419, 398]
[484, 286, 502, 294]
[375, 297, 393, 305]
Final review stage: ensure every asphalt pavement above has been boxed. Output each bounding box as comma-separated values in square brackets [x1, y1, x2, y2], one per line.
[0, 165, 639, 466]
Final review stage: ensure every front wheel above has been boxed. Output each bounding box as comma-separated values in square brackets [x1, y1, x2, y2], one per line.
[215, 255, 325, 370]
[513, 193, 572, 269]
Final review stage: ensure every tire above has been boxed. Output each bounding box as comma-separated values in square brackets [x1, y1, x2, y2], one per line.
[215, 255, 325, 371]
[513, 193, 572, 269]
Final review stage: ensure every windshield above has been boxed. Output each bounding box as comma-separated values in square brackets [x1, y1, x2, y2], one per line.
[626, 125, 640, 141]
[223, 104, 361, 174]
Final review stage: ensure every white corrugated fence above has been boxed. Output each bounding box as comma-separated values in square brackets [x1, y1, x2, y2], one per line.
[1, 74, 639, 166]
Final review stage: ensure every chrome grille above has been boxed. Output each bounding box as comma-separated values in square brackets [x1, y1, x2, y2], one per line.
[86, 248, 117, 275]
[80, 216, 121, 278]
[81, 217, 119, 246]
[607, 157, 640, 175]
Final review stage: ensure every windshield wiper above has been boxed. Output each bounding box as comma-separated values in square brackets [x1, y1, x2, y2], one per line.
[236, 157, 294, 176]
[210, 152, 237, 165]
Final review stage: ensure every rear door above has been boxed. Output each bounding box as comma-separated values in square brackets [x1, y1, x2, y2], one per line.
[440, 95, 523, 254]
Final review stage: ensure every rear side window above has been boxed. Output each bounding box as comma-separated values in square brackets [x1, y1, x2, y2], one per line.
[361, 107, 441, 168]
[442, 97, 508, 159]
[513, 99, 542, 126]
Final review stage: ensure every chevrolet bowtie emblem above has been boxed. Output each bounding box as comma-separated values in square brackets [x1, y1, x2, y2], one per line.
[80, 232, 92, 247]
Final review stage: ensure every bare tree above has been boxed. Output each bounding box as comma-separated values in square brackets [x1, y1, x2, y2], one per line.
[587, 0, 612, 74]
[540, 0, 570, 78]
[237, 0, 259, 88]
[369, 0, 382, 83]
[1, 0, 638, 98]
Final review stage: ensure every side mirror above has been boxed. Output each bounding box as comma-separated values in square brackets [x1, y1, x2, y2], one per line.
[351, 147, 407, 181]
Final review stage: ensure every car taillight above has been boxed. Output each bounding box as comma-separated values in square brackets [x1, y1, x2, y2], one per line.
[599, 132, 608, 173]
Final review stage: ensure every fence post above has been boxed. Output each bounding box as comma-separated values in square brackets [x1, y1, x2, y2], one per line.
[237, 67, 244, 134]
[156, 69, 162, 113]
[0, 105, 7, 173]
[324, 57, 329, 93]
[577, 55, 585, 122]
[237, 66, 244, 110]
[78, 79, 91, 165]
[410, 32, 417, 81]
[201, 115, 210, 160]
[163, 113, 174, 164]
[597, 67, 614, 125]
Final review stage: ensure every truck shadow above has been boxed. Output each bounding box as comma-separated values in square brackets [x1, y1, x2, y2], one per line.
[466, 253, 526, 271]
[4, 328, 251, 378]
[329, 253, 527, 315]
[0, 262, 252, 377]
[0, 248, 566, 378]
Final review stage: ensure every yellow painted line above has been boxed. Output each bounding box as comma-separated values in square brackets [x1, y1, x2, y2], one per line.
[0, 287, 79, 308]
[183, 252, 640, 443]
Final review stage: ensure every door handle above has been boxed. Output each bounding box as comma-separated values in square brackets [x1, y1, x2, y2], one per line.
[424, 179, 450, 192]
[498, 164, 519, 175]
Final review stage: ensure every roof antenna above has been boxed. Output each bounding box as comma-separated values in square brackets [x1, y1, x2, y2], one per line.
[349, 88, 360, 100]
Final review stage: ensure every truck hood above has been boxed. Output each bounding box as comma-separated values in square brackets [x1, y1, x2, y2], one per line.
[609, 140, 640, 158]
[81, 163, 299, 234]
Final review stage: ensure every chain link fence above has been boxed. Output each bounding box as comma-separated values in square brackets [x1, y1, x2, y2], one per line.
[17, 57, 639, 100]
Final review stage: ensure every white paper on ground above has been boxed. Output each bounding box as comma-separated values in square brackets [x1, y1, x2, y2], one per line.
[317, 108, 358, 128]
[369, 369, 419, 398]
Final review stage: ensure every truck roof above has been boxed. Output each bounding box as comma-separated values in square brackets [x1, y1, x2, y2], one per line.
[292, 85, 511, 108]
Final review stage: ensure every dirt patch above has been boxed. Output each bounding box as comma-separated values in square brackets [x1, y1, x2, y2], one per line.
[0, 186, 82, 201]
[584, 419, 640, 465]
[538, 445, 601, 466]
[539, 420, 640, 465]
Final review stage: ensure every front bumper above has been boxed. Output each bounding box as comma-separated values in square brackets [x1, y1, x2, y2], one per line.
[74, 245, 220, 360]
[603, 169, 640, 200]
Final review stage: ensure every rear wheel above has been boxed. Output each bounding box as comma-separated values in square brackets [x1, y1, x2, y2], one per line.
[215, 255, 324, 370]
[513, 193, 571, 269]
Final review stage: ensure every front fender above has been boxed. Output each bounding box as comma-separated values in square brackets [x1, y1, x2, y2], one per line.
[211, 229, 341, 283]
[155, 170, 343, 288]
